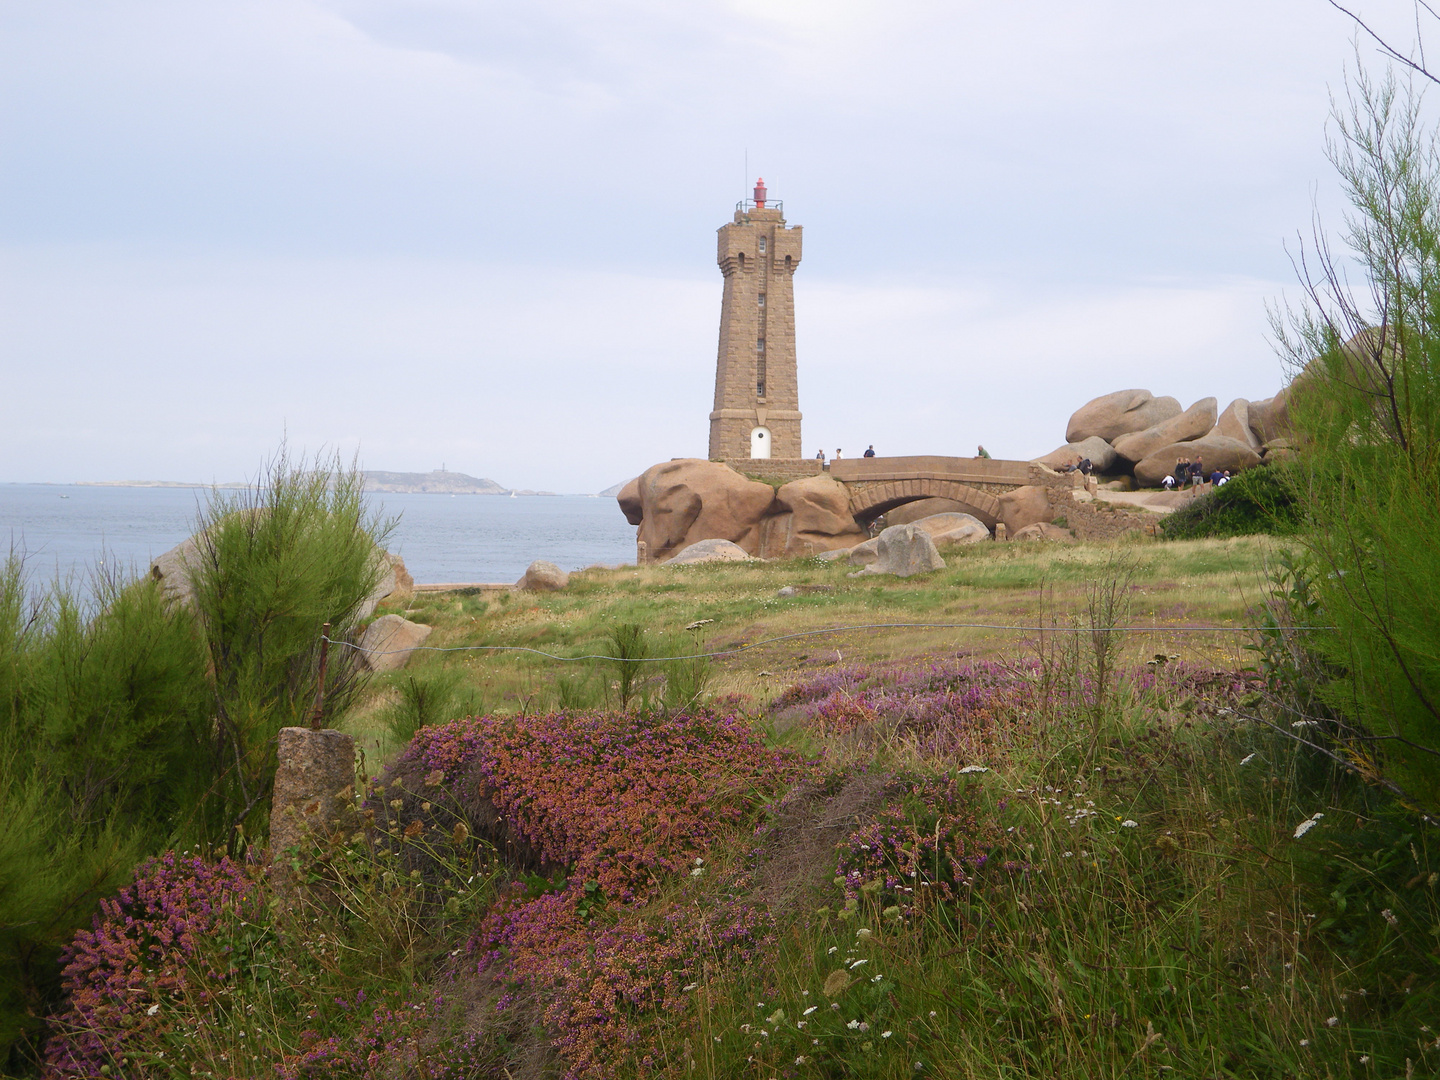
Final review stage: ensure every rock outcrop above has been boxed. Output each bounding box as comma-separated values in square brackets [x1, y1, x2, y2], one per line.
[357, 615, 433, 673]
[622, 460, 866, 563]
[150, 518, 408, 620]
[626, 459, 778, 563]
[1133, 434, 1264, 487]
[1066, 390, 1181, 444]
[1013, 522, 1076, 542]
[1211, 398, 1264, 452]
[858, 523, 946, 578]
[1110, 397, 1217, 463]
[1036, 435, 1120, 473]
[847, 537, 881, 567]
[997, 485, 1053, 536]
[910, 512, 990, 545]
[758, 474, 867, 558]
[517, 560, 569, 591]
[664, 538, 759, 565]
[886, 497, 978, 526]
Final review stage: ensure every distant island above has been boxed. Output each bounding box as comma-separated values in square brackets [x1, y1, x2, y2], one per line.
[362, 470, 511, 494]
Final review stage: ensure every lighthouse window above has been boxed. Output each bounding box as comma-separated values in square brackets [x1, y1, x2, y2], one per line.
[756, 337, 765, 352]
[758, 237, 767, 253]
[758, 293, 766, 307]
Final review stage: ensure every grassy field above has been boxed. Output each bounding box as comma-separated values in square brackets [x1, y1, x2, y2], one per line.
[48, 533, 1440, 1079]
[346, 535, 1280, 759]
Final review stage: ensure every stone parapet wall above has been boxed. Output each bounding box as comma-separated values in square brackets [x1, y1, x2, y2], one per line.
[729, 458, 825, 483]
[1029, 465, 1159, 542]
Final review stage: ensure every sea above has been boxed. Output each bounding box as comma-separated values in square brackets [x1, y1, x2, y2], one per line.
[0, 484, 637, 589]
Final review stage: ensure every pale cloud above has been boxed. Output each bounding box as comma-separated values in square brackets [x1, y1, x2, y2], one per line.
[0, 0, 1408, 488]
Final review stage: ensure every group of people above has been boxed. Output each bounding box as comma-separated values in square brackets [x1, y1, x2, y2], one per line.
[816, 446, 877, 462]
[1161, 457, 1232, 490]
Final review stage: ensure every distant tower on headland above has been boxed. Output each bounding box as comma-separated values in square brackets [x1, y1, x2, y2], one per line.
[709, 178, 803, 462]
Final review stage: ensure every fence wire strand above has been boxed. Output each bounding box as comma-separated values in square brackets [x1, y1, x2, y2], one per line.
[325, 620, 1332, 663]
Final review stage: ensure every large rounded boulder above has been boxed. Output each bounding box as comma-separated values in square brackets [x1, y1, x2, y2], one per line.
[1035, 436, 1120, 473]
[664, 538, 759, 565]
[1066, 390, 1181, 444]
[622, 459, 778, 564]
[858, 523, 945, 578]
[909, 512, 991, 545]
[1111, 397, 1217, 463]
[1211, 398, 1264, 452]
[996, 485, 1053, 536]
[758, 474, 866, 559]
[1134, 435, 1264, 487]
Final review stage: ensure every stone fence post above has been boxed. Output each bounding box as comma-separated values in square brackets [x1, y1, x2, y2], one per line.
[269, 726, 357, 896]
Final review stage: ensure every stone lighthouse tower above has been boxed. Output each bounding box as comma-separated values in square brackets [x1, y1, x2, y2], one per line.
[708, 178, 803, 462]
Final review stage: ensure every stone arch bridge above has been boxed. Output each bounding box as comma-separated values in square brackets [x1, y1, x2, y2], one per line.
[827, 456, 1036, 526]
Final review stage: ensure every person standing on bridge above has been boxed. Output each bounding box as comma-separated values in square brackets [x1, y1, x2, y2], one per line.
[977, 445, 991, 459]
[863, 445, 875, 458]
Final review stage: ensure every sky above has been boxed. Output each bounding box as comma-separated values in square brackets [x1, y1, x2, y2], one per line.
[0, 0, 1428, 492]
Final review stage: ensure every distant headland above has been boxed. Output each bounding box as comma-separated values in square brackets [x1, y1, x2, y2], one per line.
[75, 470, 563, 496]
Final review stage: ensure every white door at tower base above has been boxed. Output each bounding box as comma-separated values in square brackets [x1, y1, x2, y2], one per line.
[750, 426, 772, 459]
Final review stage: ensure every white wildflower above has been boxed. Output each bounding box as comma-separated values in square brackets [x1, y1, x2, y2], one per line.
[682, 983, 698, 991]
[1326, 1016, 1339, 1027]
[1292, 720, 1320, 729]
[959, 765, 988, 774]
[882, 1030, 893, 1038]
[146, 1004, 160, 1016]
[847, 1019, 861, 1030]
[1294, 813, 1325, 839]
[856, 928, 872, 938]
[1239, 753, 1256, 766]
[690, 866, 705, 877]
[850, 959, 868, 969]
[1300, 1039, 1310, 1047]
[1120, 819, 1138, 828]
[1381, 908, 1398, 927]
[694, 857, 704, 866]
[827, 946, 838, 955]
[803, 1006, 817, 1016]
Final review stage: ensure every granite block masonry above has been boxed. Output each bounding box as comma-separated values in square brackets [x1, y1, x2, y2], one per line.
[709, 178, 804, 463]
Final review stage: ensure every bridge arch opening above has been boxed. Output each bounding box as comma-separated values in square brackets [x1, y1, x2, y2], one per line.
[846, 481, 1003, 530]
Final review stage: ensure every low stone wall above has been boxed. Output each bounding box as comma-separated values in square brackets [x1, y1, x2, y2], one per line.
[1029, 465, 1159, 542]
[729, 457, 826, 483]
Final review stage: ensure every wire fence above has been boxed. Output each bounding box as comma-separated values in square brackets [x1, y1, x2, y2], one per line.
[325, 620, 1330, 664]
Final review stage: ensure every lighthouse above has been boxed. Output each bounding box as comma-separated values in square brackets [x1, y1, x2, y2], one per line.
[708, 178, 804, 462]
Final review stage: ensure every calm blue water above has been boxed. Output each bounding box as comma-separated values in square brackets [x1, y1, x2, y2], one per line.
[0, 485, 636, 587]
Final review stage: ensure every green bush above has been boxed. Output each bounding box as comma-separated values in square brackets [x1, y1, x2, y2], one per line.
[1159, 463, 1302, 539]
[0, 560, 211, 1067]
[1272, 66, 1440, 817]
[0, 449, 394, 1071]
[185, 449, 393, 845]
[381, 667, 482, 745]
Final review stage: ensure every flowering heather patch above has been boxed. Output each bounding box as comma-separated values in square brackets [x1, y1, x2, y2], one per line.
[775, 658, 1037, 758]
[275, 988, 492, 1080]
[473, 887, 774, 1078]
[833, 774, 1011, 920]
[406, 708, 809, 902]
[43, 852, 257, 1078]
